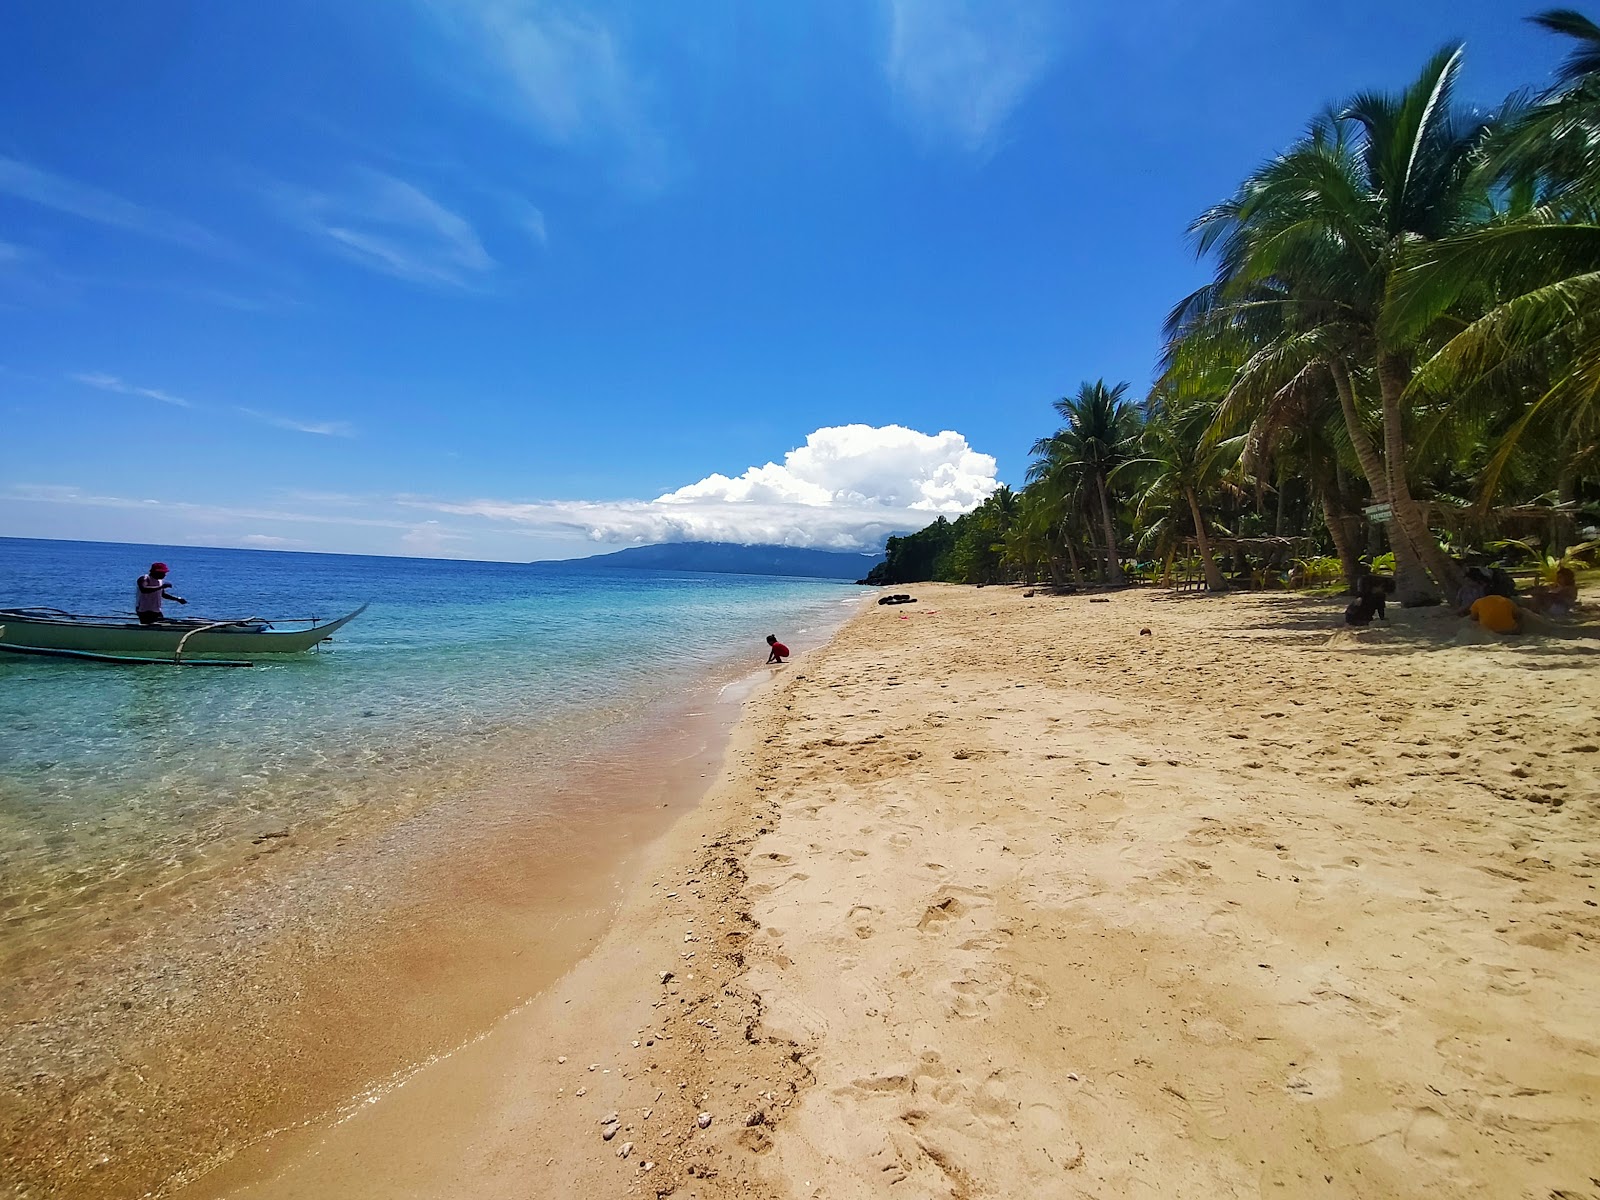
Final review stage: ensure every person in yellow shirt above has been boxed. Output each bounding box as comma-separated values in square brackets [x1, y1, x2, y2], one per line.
[1469, 592, 1521, 634]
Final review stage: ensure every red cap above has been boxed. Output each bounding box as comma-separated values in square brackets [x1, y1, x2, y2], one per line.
[150, 562, 169, 574]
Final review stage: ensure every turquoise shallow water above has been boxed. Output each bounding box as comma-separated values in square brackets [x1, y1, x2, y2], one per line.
[0, 537, 863, 931]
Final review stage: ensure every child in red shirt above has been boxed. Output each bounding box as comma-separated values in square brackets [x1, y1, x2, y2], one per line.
[765, 634, 789, 664]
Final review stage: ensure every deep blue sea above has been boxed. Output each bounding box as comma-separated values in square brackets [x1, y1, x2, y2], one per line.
[0, 537, 862, 933]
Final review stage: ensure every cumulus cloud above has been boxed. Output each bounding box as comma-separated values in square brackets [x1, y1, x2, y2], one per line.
[884, 0, 1060, 154]
[408, 424, 999, 551]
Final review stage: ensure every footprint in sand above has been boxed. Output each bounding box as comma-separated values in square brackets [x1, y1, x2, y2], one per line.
[1402, 1106, 1460, 1162]
[948, 973, 995, 1019]
[1011, 973, 1051, 1008]
[1166, 1080, 1235, 1141]
[847, 904, 880, 939]
[918, 895, 968, 930]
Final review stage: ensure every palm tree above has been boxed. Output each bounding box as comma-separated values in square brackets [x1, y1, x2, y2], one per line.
[1176, 48, 1502, 602]
[1121, 394, 1239, 591]
[1385, 12, 1600, 511]
[1001, 489, 1055, 583]
[1165, 287, 1372, 590]
[1029, 380, 1142, 584]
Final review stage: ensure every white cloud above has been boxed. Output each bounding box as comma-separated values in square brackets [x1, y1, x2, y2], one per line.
[5, 426, 998, 559]
[237, 407, 357, 438]
[419, 0, 667, 188]
[400, 520, 472, 557]
[884, 0, 1059, 154]
[0, 156, 232, 254]
[406, 424, 999, 551]
[3, 483, 410, 530]
[239, 533, 308, 548]
[280, 169, 494, 287]
[67, 371, 352, 434]
[70, 371, 193, 408]
[515, 201, 548, 246]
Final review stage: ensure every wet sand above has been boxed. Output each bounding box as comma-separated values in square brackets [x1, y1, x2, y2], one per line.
[1, 667, 768, 1200]
[196, 584, 1600, 1199]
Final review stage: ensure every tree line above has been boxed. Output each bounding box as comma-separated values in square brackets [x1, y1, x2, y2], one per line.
[866, 10, 1599, 600]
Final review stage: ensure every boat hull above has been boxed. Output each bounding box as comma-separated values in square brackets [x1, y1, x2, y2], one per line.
[0, 606, 367, 658]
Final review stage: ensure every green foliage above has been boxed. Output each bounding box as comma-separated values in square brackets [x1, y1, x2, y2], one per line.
[868, 26, 1599, 591]
[1486, 537, 1600, 580]
[1294, 555, 1346, 585]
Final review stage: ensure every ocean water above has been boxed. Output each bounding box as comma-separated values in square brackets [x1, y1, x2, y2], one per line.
[0, 537, 863, 939]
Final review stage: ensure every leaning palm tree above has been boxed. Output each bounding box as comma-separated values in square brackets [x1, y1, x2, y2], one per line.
[1165, 289, 1375, 590]
[1029, 381, 1142, 584]
[1176, 48, 1501, 602]
[1385, 12, 1600, 506]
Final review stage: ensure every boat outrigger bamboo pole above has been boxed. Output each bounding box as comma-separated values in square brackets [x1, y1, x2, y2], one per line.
[173, 617, 261, 664]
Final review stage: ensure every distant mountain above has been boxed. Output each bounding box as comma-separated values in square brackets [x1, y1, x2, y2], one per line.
[534, 541, 884, 580]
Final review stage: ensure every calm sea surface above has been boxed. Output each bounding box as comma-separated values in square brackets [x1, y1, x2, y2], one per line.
[0, 537, 863, 933]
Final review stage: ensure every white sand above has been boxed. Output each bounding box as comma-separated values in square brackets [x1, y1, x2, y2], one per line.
[197, 584, 1600, 1200]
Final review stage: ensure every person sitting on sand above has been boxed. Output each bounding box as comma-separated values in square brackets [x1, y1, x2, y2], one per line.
[135, 562, 186, 625]
[1522, 567, 1579, 617]
[1454, 566, 1492, 614]
[1343, 574, 1390, 627]
[765, 634, 790, 665]
[1468, 592, 1521, 634]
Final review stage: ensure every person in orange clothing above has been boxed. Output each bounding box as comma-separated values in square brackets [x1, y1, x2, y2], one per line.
[1469, 592, 1521, 634]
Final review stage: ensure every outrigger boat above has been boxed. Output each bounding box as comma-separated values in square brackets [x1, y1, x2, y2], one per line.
[0, 604, 367, 667]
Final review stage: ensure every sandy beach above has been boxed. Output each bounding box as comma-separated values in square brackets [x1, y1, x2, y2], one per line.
[187, 582, 1599, 1200]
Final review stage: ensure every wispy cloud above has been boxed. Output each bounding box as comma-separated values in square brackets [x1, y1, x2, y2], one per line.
[418, 0, 668, 189]
[279, 168, 495, 288]
[4, 483, 407, 530]
[0, 156, 233, 255]
[237, 407, 357, 438]
[884, 0, 1060, 154]
[70, 371, 194, 408]
[400, 520, 471, 556]
[239, 533, 309, 548]
[510, 198, 548, 247]
[67, 371, 354, 436]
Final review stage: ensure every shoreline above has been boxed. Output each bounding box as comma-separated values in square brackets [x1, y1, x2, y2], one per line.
[197, 582, 1599, 1199]
[2, 603, 856, 1200]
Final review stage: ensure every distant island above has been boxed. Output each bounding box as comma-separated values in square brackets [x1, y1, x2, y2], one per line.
[533, 541, 885, 581]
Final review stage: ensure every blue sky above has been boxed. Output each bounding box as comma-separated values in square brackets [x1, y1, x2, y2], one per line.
[0, 0, 1565, 560]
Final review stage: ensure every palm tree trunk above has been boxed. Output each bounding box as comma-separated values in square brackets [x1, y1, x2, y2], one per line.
[1326, 354, 1431, 595]
[1317, 478, 1361, 592]
[1555, 458, 1577, 554]
[1376, 352, 1458, 602]
[1185, 486, 1228, 592]
[1095, 474, 1125, 585]
[1059, 524, 1084, 585]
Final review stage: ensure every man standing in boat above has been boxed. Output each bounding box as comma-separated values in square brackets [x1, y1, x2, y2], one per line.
[135, 562, 186, 624]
